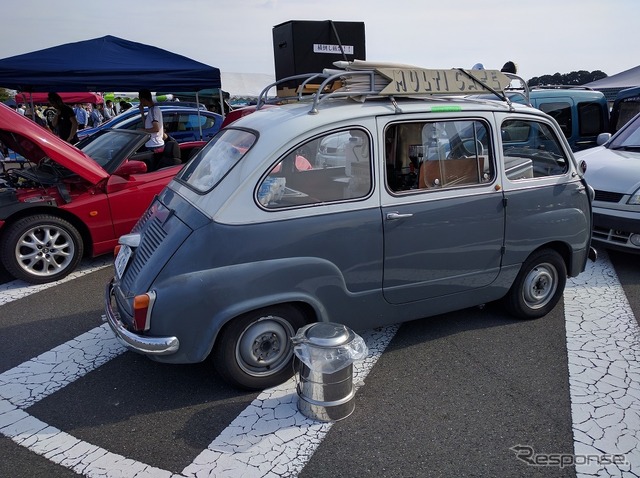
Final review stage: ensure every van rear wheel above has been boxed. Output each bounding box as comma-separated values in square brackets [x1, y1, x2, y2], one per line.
[504, 249, 566, 319]
[213, 305, 308, 390]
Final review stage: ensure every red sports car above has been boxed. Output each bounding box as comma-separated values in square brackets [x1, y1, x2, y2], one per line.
[0, 103, 206, 283]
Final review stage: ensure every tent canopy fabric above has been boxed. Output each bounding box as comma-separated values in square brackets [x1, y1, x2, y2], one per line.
[585, 65, 640, 89]
[159, 73, 276, 102]
[0, 35, 221, 92]
[220, 72, 276, 99]
[15, 92, 104, 105]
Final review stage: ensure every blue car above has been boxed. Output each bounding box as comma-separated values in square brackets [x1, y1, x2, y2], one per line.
[77, 105, 223, 143]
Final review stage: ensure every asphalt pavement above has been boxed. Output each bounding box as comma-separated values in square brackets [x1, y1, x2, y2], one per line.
[0, 251, 638, 478]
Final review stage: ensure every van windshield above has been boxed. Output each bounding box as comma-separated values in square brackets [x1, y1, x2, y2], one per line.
[178, 129, 256, 192]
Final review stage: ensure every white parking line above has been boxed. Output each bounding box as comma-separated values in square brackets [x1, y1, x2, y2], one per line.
[0, 320, 398, 477]
[564, 251, 640, 476]
[1, 254, 638, 477]
[0, 324, 125, 408]
[0, 257, 111, 307]
[181, 325, 399, 478]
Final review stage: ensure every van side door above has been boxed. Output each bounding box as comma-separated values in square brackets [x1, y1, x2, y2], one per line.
[498, 114, 592, 269]
[379, 116, 505, 304]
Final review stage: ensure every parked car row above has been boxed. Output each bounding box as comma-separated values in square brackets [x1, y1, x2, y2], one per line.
[0, 103, 206, 283]
[77, 105, 223, 143]
[576, 111, 640, 254]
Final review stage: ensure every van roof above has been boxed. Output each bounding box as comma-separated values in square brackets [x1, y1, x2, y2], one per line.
[529, 88, 606, 101]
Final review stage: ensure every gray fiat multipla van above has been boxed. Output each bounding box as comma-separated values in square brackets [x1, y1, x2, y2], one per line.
[105, 64, 595, 390]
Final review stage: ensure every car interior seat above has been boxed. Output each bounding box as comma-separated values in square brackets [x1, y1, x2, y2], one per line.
[154, 138, 181, 170]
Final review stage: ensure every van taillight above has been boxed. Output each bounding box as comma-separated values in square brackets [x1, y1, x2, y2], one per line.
[132, 291, 156, 331]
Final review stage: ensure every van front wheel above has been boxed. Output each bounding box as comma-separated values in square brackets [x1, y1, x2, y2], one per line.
[213, 305, 308, 390]
[504, 249, 567, 319]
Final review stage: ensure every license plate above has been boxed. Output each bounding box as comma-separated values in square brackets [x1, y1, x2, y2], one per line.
[114, 244, 132, 278]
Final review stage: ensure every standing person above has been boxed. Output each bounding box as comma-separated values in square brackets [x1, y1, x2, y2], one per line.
[16, 103, 26, 115]
[138, 89, 164, 149]
[47, 92, 79, 143]
[74, 103, 88, 130]
[119, 100, 132, 113]
[103, 100, 115, 121]
[89, 103, 104, 127]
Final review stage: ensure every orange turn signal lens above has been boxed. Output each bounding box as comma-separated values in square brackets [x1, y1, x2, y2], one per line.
[133, 294, 151, 310]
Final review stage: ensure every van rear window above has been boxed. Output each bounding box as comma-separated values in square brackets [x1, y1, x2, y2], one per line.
[178, 129, 256, 193]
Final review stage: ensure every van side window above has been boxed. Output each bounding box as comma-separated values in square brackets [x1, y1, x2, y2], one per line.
[539, 102, 572, 138]
[577, 102, 604, 136]
[258, 129, 372, 208]
[385, 120, 494, 193]
[614, 99, 640, 131]
[501, 119, 569, 180]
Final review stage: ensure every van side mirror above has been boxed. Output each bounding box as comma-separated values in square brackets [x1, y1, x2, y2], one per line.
[596, 133, 611, 146]
[579, 159, 588, 175]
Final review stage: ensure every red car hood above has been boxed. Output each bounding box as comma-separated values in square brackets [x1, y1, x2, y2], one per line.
[0, 103, 108, 185]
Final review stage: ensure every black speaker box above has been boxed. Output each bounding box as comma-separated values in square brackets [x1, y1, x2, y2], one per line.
[272, 20, 366, 93]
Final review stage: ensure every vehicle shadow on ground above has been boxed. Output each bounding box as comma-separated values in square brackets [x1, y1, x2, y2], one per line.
[27, 353, 258, 471]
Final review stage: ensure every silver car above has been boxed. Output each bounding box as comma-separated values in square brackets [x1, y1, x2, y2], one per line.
[105, 65, 594, 390]
[576, 112, 640, 253]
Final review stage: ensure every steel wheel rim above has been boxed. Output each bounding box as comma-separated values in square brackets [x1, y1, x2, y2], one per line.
[14, 224, 75, 278]
[522, 262, 558, 310]
[236, 315, 295, 377]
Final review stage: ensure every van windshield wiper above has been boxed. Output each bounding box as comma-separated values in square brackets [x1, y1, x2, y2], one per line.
[611, 145, 640, 151]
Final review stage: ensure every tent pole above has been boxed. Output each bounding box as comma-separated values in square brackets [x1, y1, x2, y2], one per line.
[29, 93, 35, 120]
[218, 89, 225, 119]
[196, 91, 203, 141]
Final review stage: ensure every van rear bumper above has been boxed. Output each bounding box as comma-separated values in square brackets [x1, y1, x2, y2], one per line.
[104, 279, 179, 355]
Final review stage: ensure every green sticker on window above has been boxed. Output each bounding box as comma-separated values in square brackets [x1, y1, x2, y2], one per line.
[430, 106, 462, 112]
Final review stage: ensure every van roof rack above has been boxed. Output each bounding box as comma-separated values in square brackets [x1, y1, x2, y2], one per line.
[256, 61, 527, 114]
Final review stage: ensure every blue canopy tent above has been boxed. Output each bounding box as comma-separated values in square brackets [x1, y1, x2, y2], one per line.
[0, 35, 222, 137]
[0, 35, 221, 92]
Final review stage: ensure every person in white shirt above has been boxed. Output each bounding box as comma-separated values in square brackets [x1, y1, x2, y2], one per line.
[103, 100, 115, 121]
[138, 89, 164, 149]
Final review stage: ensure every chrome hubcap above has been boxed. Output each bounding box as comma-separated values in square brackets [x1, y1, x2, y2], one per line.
[15, 225, 75, 278]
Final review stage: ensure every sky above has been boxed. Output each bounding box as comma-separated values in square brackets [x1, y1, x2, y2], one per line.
[1, 0, 637, 85]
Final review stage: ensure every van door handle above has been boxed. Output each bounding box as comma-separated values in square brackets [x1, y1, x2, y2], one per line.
[386, 212, 414, 220]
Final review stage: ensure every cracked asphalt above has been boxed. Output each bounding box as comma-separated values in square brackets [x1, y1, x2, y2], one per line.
[0, 250, 638, 478]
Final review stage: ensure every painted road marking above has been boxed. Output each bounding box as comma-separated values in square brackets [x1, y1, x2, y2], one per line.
[564, 251, 640, 476]
[0, 319, 398, 477]
[0, 254, 638, 476]
[0, 324, 125, 408]
[0, 257, 111, 307]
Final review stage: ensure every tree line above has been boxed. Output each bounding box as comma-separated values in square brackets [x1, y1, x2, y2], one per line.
[527, 70, 607, 87]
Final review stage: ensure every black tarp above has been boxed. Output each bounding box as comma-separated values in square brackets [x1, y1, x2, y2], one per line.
[0, 35, 221, 92]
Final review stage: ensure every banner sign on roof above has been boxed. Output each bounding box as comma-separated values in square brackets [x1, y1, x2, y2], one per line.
[313, 44, 354, 55]
[376, 68, 511, 96]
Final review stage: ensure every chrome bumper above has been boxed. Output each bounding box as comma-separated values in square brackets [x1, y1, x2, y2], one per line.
[104, 279, 179, 355]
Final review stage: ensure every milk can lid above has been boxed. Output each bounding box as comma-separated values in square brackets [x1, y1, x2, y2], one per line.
[304, 322, 355, 347]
